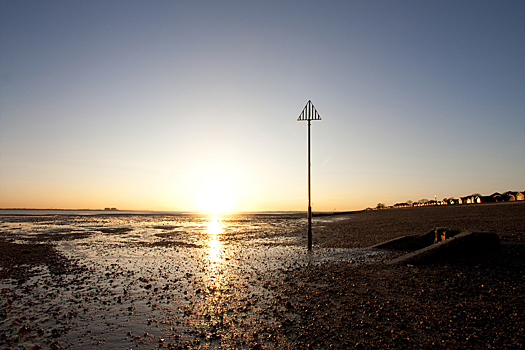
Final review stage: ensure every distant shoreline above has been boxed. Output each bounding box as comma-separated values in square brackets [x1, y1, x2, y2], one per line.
[1, 201, 523, 216]
[0, 209, 307, 217]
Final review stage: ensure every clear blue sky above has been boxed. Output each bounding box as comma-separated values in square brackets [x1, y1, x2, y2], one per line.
[1, 1, 524, 212]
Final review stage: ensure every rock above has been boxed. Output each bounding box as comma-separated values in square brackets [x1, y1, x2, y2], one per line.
[19, 324, 32, 334]
[387, 230, 500, 265]
[432, 227, 461, 243]
[372, 228, 461, 251]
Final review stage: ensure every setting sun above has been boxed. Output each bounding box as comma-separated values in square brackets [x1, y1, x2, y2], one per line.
[196, 178, 235, 214]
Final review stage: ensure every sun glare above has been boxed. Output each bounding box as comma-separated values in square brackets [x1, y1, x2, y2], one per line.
[196, 178, 234, 214]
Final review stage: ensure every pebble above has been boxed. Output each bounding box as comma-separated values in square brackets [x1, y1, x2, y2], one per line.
[0, 208, 523, 349]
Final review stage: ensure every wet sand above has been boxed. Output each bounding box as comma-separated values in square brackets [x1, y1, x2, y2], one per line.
[1, 202, 524, 349]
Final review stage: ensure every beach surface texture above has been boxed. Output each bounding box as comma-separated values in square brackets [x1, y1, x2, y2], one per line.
[1, 202, 524, 349]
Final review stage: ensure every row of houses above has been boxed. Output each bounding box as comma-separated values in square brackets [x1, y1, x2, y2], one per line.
[393, 191, 524, 208]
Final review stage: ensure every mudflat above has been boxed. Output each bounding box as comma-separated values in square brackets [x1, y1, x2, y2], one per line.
[1, 202, 524, 349]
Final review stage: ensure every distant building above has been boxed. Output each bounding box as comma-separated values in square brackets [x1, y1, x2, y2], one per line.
[503, 191, 517, 202]
[490, 192, 504, 202]
[479, 195, 496, 203]
[460, 196, 470, 204]
[384, 190, 523, 210]
[393, 202, 410, 208]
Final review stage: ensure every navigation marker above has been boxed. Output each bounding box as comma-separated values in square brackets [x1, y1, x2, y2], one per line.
[297, 100, 322, 251]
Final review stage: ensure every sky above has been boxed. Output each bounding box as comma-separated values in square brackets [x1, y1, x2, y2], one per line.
[1, 1, 524, 212]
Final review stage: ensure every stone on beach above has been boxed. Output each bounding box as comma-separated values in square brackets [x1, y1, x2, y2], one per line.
[1, 202, 524, 349]
[386, 229, 501, 265]
[371, 227, 462, 251]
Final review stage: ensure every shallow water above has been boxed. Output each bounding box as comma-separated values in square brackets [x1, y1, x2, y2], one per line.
[0, 213, 388, 349]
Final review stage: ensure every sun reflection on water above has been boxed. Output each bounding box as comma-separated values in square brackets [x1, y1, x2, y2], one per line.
[206, 216, 224, 265]
[204, 216, 226, 291]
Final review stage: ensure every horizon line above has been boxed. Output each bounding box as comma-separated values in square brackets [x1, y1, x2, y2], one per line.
[0, 208, 317, 214]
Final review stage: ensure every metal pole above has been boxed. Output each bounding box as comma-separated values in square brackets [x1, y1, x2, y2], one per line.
[297, 100, 320, 251]
[307, 117, 312, 251]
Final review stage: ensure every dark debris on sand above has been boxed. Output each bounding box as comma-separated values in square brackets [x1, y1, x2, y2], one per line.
[269, 244, 525, 349]
[1, 202, 524, 349]
[0, 238, 86, 279]
[314, 202, 525, 248]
